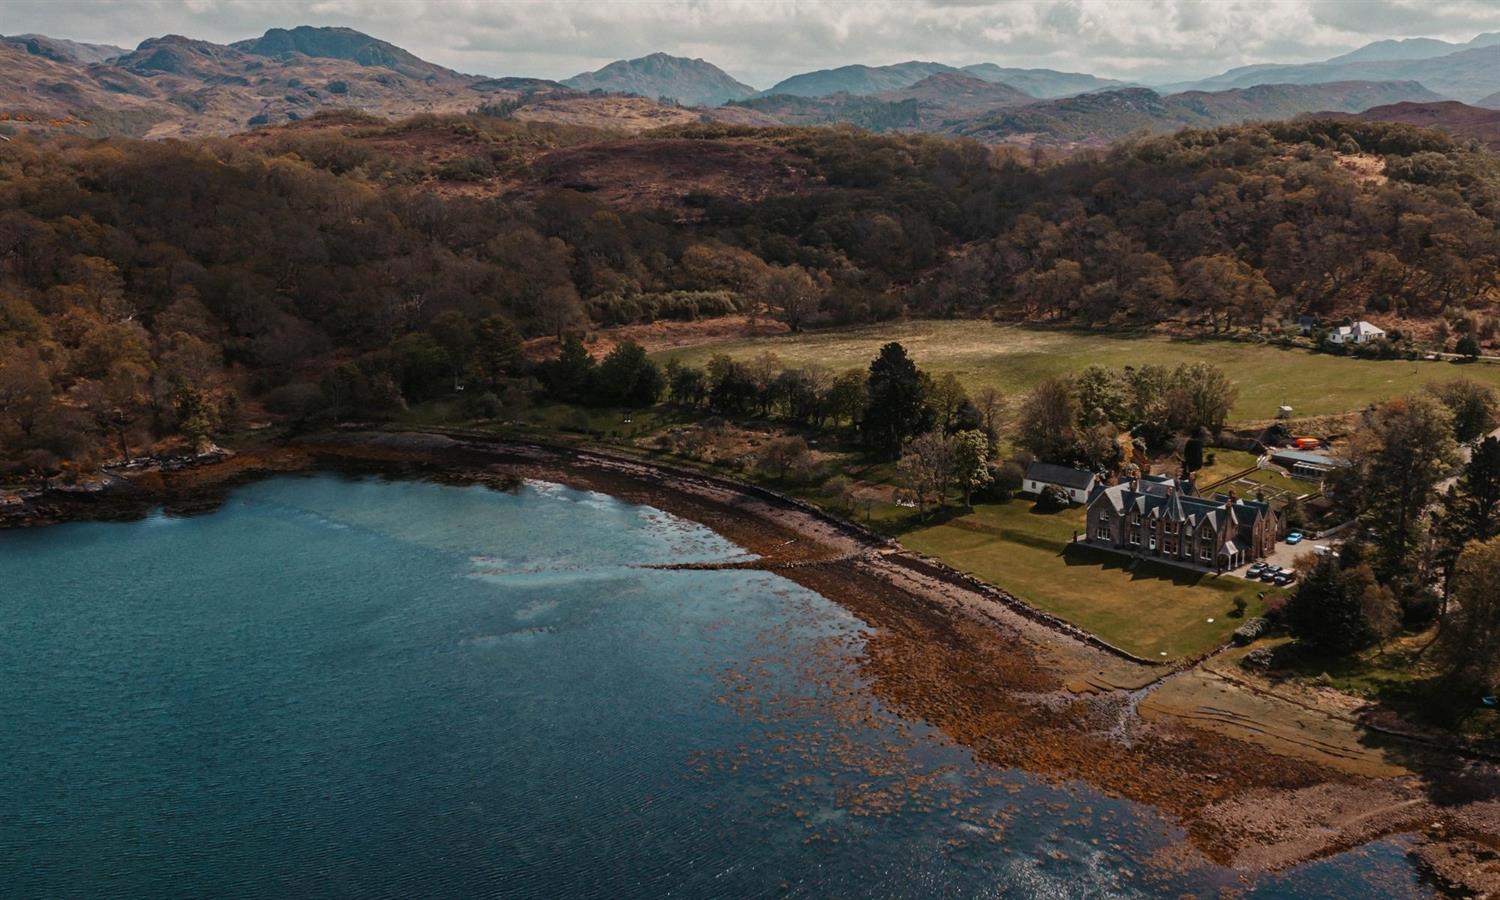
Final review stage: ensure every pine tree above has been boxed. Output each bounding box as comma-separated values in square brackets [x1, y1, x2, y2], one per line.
[862, 343, 930, 460]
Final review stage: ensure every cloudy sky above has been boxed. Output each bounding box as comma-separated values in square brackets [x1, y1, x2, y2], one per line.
[4, 0, 1499, 87]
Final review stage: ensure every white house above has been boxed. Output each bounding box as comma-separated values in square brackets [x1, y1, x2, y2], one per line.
[1022, 462, 1097, 505]
[1328, 320, 1386, 345]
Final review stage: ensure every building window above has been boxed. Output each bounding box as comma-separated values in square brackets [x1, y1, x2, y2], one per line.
[1200, 544, 1212, 561]
[1165, 539, 1177, 555]
[1095, 518, 1111, 540]
[1149, 535, 1157, 551]
[1129, 528, 1141, 546]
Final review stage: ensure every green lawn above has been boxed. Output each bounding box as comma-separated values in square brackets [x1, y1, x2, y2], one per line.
[900, 500, 1275, 659]
[659, 321, 1500, 425]
[1194, 449, 1261, 487]
[1240, 465, 1316, 497]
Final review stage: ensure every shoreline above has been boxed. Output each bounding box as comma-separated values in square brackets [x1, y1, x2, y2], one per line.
[6, 429, 1498, 889]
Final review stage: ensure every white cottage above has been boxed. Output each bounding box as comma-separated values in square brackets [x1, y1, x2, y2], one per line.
[1328, 321, 1386, 345]
[1021, 462, 1097, 505]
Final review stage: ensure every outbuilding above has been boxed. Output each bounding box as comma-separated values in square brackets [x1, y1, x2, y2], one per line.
[1268, 448, 1348, 480]
[1021, 462, 1097, 505]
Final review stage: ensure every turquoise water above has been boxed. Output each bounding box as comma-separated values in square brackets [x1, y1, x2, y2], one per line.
[0, 475, 1431, 897]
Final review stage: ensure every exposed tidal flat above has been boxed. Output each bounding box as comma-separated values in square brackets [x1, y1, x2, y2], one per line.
[0, 471, 1446, 896]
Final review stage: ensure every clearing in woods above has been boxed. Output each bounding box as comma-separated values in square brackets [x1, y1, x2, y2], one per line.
[658, 321, 1500, 424]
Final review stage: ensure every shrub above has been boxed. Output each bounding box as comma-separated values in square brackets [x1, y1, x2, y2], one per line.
[464, 391, 504, 419]
[1033, 484, 1071, 513]
[978, 460, 1025, 502]
[262, 382, 326, 418]
[1232, 616, 1272, 645]
[821, 475, 854, 511]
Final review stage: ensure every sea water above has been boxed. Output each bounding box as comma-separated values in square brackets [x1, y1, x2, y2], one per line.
[0, 475, 1431, 897]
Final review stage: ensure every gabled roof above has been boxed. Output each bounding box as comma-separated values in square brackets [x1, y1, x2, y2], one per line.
[1024, 461, 1096, 491]
[1089, 477, 1274, 534]
[1334, 320, 1385, 338]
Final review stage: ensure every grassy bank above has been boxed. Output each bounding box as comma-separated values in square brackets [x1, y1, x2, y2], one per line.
[659, 322, 1500, 424]
[899, 500, 1274, 659]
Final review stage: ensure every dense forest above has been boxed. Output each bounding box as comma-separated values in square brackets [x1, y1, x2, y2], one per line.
[2, 113, 1500, 472]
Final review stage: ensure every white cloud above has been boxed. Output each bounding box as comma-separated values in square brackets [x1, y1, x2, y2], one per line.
[2, 0, 1497, 87]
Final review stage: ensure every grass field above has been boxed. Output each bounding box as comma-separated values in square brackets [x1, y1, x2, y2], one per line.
[1193, 449, 1260, 488]
[659, 321, 1500, 425]
[900, 500, 1275, 659]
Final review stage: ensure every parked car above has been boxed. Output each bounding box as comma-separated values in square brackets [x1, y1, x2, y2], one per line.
[1273, 571, 1297, 586]
[1259, 565, 1282, 582]
[1286, 532, 1304, 545]
[1246, 563, 1267, 578]
[1313, 544, 1333, 557]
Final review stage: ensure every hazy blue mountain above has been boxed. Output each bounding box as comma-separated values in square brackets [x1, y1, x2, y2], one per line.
[561, 53, 755, 106]
[762, 61, 960, 97]
[960, 64, 1126, 98]
[958, 80, 1443, 145]
[0, 33, 125, 65]
[1170, 43, 1500, 102]
[734, 72, 1032, 132]
[1326, 32, 1500, 64]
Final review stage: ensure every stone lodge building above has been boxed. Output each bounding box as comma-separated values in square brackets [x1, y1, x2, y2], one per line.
[1083, 473, 1280, 572]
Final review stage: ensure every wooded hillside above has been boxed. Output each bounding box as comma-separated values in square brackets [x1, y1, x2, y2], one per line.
[2, 114, 1498, 471]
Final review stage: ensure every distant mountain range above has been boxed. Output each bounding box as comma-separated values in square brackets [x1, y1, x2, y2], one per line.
[958, 64, 1128, 99]
[763, 61, 959, 97]
[735, 72, 1033, 131]
[0, 26, 514, 137]
[561, 52, 755, 107]
[1325, 32, 1500, 64]
[956, 81, 1444, 146]
[1167, 42, 1500, 103]
[759, 60, 1125, 99]
[4, 24, 1500, 149]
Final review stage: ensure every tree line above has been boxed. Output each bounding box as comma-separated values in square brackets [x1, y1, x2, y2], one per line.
[1285, 379, 1500, 703]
